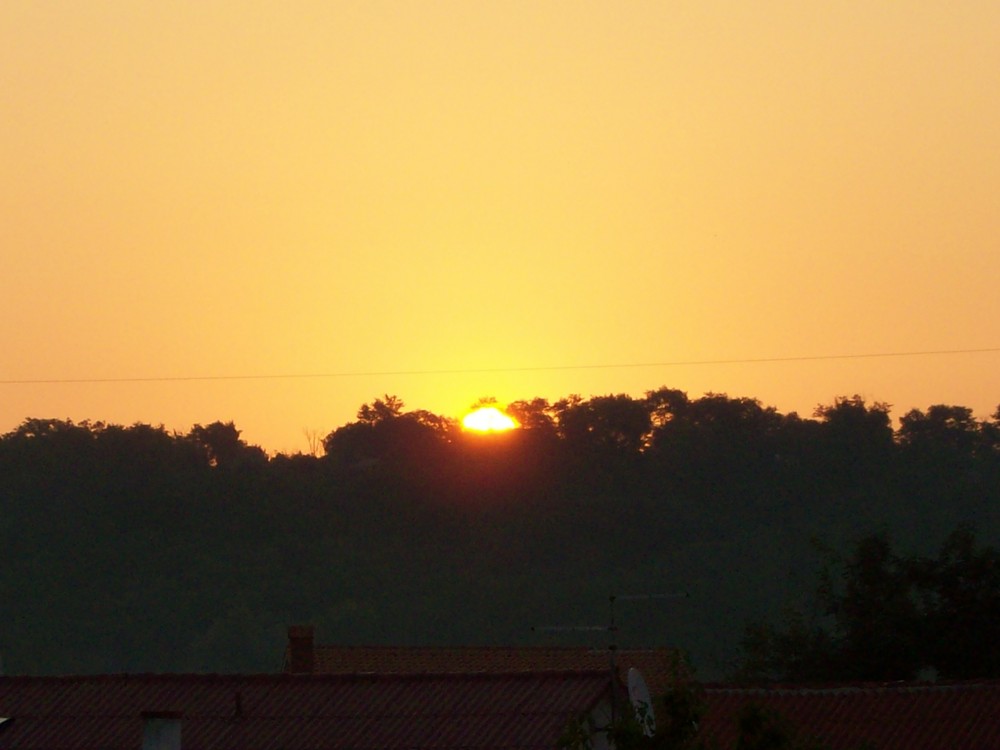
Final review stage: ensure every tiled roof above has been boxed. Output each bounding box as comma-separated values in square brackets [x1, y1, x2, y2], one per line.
[0, 671, 611, 750]
[304, 645, 686, 698]
[700, 681, 1000, 750]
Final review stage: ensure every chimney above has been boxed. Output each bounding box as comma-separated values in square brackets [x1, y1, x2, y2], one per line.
[141, 711, 182, 750]
[287, 624, 315, 674]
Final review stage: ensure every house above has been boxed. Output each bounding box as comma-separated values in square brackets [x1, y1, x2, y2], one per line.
[0, 671, 615, 750]
[283, 625, 687, 699]
[698, 680, 1000, 750]
[278, 628, 1000, 749]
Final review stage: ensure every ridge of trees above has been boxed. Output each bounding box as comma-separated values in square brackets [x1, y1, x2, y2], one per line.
[1, 388, 999, 677]
[6, 391, 999, 477]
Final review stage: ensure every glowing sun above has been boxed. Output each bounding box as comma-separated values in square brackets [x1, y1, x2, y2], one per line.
[461, 406, 519, 433]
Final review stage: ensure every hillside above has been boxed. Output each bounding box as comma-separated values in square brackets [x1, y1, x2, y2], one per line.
[2, 391, 998, 678]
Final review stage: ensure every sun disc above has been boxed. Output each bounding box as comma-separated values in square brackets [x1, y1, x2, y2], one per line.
[462, 406, 518, 433]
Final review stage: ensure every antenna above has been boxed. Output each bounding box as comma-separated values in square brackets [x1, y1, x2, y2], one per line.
[532, 591, 689, 729]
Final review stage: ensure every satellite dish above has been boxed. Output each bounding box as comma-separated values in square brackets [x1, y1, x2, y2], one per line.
[627, 667, 656, 736]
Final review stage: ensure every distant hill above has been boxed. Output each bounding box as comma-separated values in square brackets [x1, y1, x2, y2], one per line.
[2, 392, 998, 677]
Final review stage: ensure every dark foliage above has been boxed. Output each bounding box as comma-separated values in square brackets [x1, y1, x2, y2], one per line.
[738, 526, 1000, 681]
[562, 681, 826, 750]
[1, 391, 999, 676]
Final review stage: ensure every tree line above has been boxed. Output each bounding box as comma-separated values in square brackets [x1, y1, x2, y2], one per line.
[1, 388, 998, 677]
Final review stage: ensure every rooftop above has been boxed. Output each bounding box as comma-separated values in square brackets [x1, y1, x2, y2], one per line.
[285, 627, 686, 699]
[0, 671, 612, 750]
[700, 680, 1000, 750]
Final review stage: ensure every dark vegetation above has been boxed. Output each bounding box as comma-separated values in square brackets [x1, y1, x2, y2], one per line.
[573, 689, 828, 750]
[2, 390, 999, 678]
[740, 525, 1000, 682]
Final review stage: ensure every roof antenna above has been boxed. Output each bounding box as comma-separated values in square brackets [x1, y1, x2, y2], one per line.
[532, 592, 689, 728]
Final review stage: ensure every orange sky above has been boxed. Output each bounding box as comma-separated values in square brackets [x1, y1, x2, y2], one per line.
[3, 2, 999, 454]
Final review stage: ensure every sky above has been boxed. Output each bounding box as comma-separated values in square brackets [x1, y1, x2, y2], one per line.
[3, 1, 999, 454]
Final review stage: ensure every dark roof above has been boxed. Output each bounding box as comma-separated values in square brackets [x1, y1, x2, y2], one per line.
[700, 681, 1000, 750]
[301, 645, 686, 698]
[0, 671, 612, 750]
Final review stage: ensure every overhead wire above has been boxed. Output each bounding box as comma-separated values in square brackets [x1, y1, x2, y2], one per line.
[1, 347, 998, 386]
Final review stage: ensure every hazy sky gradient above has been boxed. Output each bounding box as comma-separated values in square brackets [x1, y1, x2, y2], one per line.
[3, 1, 999, 452]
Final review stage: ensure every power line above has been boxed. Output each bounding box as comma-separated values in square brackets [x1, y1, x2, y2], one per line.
[1, 347, 998, 386]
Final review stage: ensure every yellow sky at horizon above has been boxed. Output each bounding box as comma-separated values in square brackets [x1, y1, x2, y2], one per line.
[3, 1, 999, 453]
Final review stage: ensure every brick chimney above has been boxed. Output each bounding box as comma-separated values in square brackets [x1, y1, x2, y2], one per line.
[287, 624, 315, 674]
[141, 711, 182, 750]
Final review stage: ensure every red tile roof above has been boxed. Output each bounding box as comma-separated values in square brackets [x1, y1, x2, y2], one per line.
[300, 645, 686, 699]
[700, 681, 1000, 750]
[0, 671, 612, 750]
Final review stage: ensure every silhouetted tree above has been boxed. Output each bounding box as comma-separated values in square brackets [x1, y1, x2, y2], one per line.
[645, 387, 691, 429]
[812, 396, 893, 486]
[321, 396, 450, 474]
[189, 421, 266, 469]
[507, 397, 559, 434]
[553, 393, 651, 456]
[898, 404, 988, 478]
[827, 533, 922, 680]
[738, 527, 1000, 682]
[356, 395, 406, 424]
[921, 525, 1000, 678]
[646, 392, 791, 496]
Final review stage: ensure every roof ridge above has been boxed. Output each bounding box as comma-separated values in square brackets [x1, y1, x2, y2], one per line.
[702, 679, 1000, 694]
[0, 670, 613, 684]
[313, 644, 612, 651]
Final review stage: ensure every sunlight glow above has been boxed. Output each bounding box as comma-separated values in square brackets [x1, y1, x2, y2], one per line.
[461, 406, 519, 433]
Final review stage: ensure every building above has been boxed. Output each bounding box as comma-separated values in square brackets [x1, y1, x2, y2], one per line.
[698, 680, 1000, 750]
[278, 628, 1000, 748]
[284, 624, 687, 698]
[0, 671, 615, 750]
